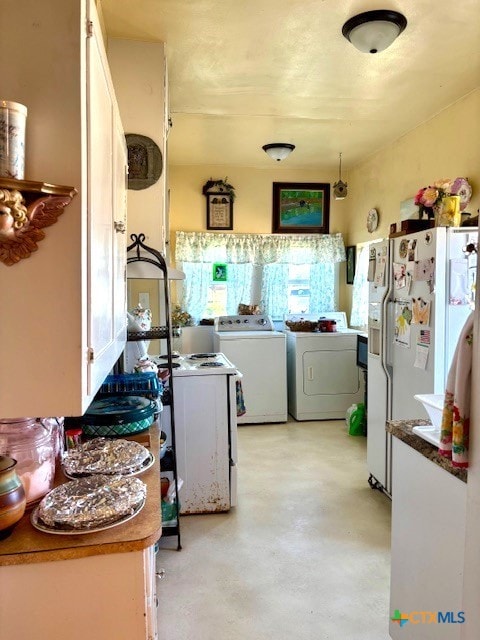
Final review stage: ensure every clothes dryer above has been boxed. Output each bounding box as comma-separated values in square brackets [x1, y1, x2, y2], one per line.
[285, 312, 364, 421]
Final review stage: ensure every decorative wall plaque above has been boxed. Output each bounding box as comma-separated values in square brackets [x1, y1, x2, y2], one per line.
[202, 178, 235, 230]
[125, 134, 162, 190]
[0, 178, 76, 266]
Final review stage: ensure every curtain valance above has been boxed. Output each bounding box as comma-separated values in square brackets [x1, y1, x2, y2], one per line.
[175, 232, 346, 265]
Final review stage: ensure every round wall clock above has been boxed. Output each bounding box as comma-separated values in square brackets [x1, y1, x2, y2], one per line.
[366, 208, 379, 233]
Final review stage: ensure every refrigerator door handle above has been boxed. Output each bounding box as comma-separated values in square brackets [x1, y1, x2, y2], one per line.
[307, 366, 314, 381]
[385, 301, 395, 368]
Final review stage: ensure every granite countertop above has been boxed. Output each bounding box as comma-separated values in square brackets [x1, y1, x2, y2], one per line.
[0, 425, 162, 566]
[386, 419, 467, 483]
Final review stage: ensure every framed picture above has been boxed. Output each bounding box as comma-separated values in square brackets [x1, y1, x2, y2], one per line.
[346, 245, 356, 285]
[213, 262, 228, 281]
[206, 192, 233, 230]
[272, 182, 330, 234]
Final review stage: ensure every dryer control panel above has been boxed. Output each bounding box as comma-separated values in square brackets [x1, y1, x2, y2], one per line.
[214, 315, 275, 331]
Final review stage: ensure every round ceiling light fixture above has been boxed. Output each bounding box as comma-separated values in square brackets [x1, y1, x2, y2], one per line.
[342, 10, 407, 54]
[262, 143, 295, 162]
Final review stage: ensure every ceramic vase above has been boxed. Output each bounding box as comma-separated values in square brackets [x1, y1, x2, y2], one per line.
[0, 100, 27, 179]
[435, 195, 461, 227]
[0, 455, 26, 539]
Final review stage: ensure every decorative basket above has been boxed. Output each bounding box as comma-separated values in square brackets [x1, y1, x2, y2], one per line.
[66, 396, 157, 438]
[97, 373, 161, 399]
[285, 320, 319, 332]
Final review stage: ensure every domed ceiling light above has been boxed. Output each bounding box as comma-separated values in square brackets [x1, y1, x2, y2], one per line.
[262, 143, 295, 162]
[342, 10, 407, 54]
[333, 152, 348, 200]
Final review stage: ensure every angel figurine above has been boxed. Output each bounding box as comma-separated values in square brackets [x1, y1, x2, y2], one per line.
[0, 183, 76, 266]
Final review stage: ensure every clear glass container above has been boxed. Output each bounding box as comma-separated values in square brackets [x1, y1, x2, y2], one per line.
[0, 418, 57, 507]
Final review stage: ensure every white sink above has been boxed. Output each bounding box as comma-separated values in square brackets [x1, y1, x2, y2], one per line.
[412, 424, 441, 447]
[414, 393, 444, 429]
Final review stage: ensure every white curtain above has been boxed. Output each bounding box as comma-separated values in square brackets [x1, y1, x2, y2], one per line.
[260, 263, 290, 318]
[176, 231, 346, 320]
[309, 262, 336, 313]
[176, 232, 346, 264]
[350, 245, 369, 328]
[226, 263, 253, 315]
[180, 263, 212, 320]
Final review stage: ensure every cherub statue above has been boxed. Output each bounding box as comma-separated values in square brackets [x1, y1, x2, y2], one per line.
[0, 188, 28, 240]
[0, 186, 75, 266]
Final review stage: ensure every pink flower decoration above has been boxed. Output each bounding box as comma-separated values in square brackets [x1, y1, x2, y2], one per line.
[450, 177, 472, 211]
[421, 187, 439, 207]
[414, 188, 426, 206]
[433, 178, 452, 192]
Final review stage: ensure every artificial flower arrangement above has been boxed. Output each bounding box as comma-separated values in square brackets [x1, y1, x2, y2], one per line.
[414, 177, 472, 219]
[202, 177, 236, 201]
[171, 304, 194, 327]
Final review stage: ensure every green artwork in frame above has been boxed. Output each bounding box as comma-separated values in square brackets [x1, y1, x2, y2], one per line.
[213, 263, 228, 282]
[272, 182, 330, 234]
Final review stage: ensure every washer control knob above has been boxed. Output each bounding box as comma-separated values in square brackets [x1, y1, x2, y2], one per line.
[235, 319, 241, 324]
[243, 318, 249, 323]
[258, 318, 267, 325]
[228, 320, 233, 324]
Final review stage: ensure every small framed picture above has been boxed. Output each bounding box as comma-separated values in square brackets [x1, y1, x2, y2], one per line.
[206, 193, 233, 230]
[213, 263, 228, 282]
[346, 245, 356, 285]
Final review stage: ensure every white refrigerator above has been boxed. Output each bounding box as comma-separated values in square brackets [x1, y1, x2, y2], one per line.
[367, 227, 477, 495]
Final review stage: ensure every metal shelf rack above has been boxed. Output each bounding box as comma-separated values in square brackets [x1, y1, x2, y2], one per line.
[126, 233, 181, 550]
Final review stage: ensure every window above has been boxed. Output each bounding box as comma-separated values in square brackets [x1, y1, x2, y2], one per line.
[176, 232, 345, 321]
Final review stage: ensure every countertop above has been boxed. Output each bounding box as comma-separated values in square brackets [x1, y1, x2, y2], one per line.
[0, 426, 162, 566]
[386, 419, 467, 483]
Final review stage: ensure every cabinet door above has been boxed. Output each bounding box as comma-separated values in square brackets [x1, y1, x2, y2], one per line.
[112, 109, 128, 346]
[390, 438, 466, 640]
[86, 0, 126, 395]
[144, 545, 159, 640]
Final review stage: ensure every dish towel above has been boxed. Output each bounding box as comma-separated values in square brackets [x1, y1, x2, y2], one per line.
[236, 380, 246, 417]
[439, 311, 474, 468]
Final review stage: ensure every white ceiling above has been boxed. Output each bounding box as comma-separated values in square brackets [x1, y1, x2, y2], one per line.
[100, 0, 480, 171]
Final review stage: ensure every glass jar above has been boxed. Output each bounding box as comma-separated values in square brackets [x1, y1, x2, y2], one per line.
[42, 417, 65, 460]
[0, 418, 56, 507]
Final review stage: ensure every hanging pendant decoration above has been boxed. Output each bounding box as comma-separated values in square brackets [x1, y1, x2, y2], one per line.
[333, 152, 348, 200]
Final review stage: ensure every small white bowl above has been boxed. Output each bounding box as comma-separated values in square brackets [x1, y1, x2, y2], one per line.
[414, 393, 444, 429]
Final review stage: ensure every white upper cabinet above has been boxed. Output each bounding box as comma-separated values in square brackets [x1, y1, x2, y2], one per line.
[0, 0, 127, 418]
[107, 39, 168, 256]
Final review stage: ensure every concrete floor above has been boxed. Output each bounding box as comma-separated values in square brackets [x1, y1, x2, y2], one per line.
[157, 419, 392, 640]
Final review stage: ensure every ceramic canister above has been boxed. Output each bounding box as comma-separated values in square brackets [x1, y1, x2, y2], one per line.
[0, 456, 26, 539]
[0, 100, 28, 179]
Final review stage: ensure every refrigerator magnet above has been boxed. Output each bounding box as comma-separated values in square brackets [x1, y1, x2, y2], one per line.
[407, 239, 418, 261]
[414, 257, 435, 281]
[393, 263, 406, 289]
[412, 297, 431, 325]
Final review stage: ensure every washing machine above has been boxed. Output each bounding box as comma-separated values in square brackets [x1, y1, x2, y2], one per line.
[285, 312, 364, 421]
[213, 315, 287, 424]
